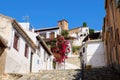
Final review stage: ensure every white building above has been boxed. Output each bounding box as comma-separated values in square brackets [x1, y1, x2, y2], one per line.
[35, 27, 60, 39]
[34, 19, 69, 39]
[35, 35, 54, 71]
[19, 22, 54, 72]
[34, 20, 74, 70]
[69, 27, 89, 46]
[79, 32, 106, 68]
[0, 14, 54, 74]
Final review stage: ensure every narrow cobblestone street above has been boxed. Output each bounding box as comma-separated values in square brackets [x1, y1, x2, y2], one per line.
[18, 69, 81, 80]
[83, 67, 120, 80]
[0, 69, 81, 80]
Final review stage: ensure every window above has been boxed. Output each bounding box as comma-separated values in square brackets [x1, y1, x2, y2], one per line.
[80, 34, 83, 37]
[84, 34, 86, 36]
[115, 29, 120, 44]
[37, 60, 39, 64]
[24, 44, 29, 58]
[37, 44, 41, 57]
[13, 32, 19, 51]
[50, 32, 55, 39]
[80, 52, 82, 57]
[116, 0, 120, 8]
[83, 47, 85, 53]
[40, 33, 46, 38]
[44, 51, 46, 62]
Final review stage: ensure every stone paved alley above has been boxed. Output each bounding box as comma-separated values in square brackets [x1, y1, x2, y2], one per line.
[0, 69, 81, 80]
[1, 67, 120, 80]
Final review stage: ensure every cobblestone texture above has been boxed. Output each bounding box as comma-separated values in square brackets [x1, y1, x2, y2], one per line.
[66, 56, 80, 67]
[0, 73, 22, 80]
[1, 67, 119, 80]
[83, 67, 120, 80]
[18, 69, 81, 80]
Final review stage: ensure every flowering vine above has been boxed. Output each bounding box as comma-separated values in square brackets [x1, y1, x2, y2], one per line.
[49, 35, 70, 63]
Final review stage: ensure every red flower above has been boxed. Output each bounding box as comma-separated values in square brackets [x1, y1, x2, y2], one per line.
[50, 35, 70, 63]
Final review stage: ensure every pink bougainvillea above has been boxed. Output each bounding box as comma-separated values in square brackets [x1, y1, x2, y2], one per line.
[50, 35, 70, 63]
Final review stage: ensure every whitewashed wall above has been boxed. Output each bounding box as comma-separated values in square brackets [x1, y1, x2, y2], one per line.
[71, 27, 89, 46]
[0, 16, 54, 74]
[5, 29, 33, 73]
[19, 23, 54, 71]
[19, 22, 30, 30]
[81, 27, 89, 33]
[40, 29, 60, 38]
[80, 40, 105, 68]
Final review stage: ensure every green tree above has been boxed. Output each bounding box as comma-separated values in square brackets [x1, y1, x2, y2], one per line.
[89, 28, 94, 34]
[82, 22, 87, 27]
[61, 30, 69, 37]
[72, 46, 81, 53]
[72, 46, 77, 53]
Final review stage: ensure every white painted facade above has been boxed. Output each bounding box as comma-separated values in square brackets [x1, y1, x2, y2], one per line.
[19, 22, 30, 30]
[35, 27, 60, 39]
[70, 27, 89, 46]
[2, 25, 35, 74]
[19, 23, 54, 72]
[80, 39, 106, 68]
[0, 14, 54, 74]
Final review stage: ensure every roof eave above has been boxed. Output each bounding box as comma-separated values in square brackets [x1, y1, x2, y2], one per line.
[12, 20, 37, 52]
[36, 35, 53, 56]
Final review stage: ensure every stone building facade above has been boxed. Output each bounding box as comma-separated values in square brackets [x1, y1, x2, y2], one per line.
[103, 0, 120, 72]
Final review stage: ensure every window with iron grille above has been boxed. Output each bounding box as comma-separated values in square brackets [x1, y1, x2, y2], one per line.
[83, 47, 85, 53]
[13, 32, 19, 51]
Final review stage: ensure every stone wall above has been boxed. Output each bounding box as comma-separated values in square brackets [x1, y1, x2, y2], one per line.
[0, 49, 7, 74]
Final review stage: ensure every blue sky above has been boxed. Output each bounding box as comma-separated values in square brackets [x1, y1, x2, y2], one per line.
[0, 0, 105, 30]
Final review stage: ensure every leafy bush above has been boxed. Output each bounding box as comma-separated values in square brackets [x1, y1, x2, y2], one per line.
[72, 46, 81, 53]
[89, 28, 94, 34]
[61, 30, 69, 37]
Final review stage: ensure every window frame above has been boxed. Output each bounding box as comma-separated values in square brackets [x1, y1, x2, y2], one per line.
[24, 44, 29, 58]
[50, 32, 55, 39]
[83, 47, 85, 53]
[13, 32, 20, 51]
[37, 44, 41, 57]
